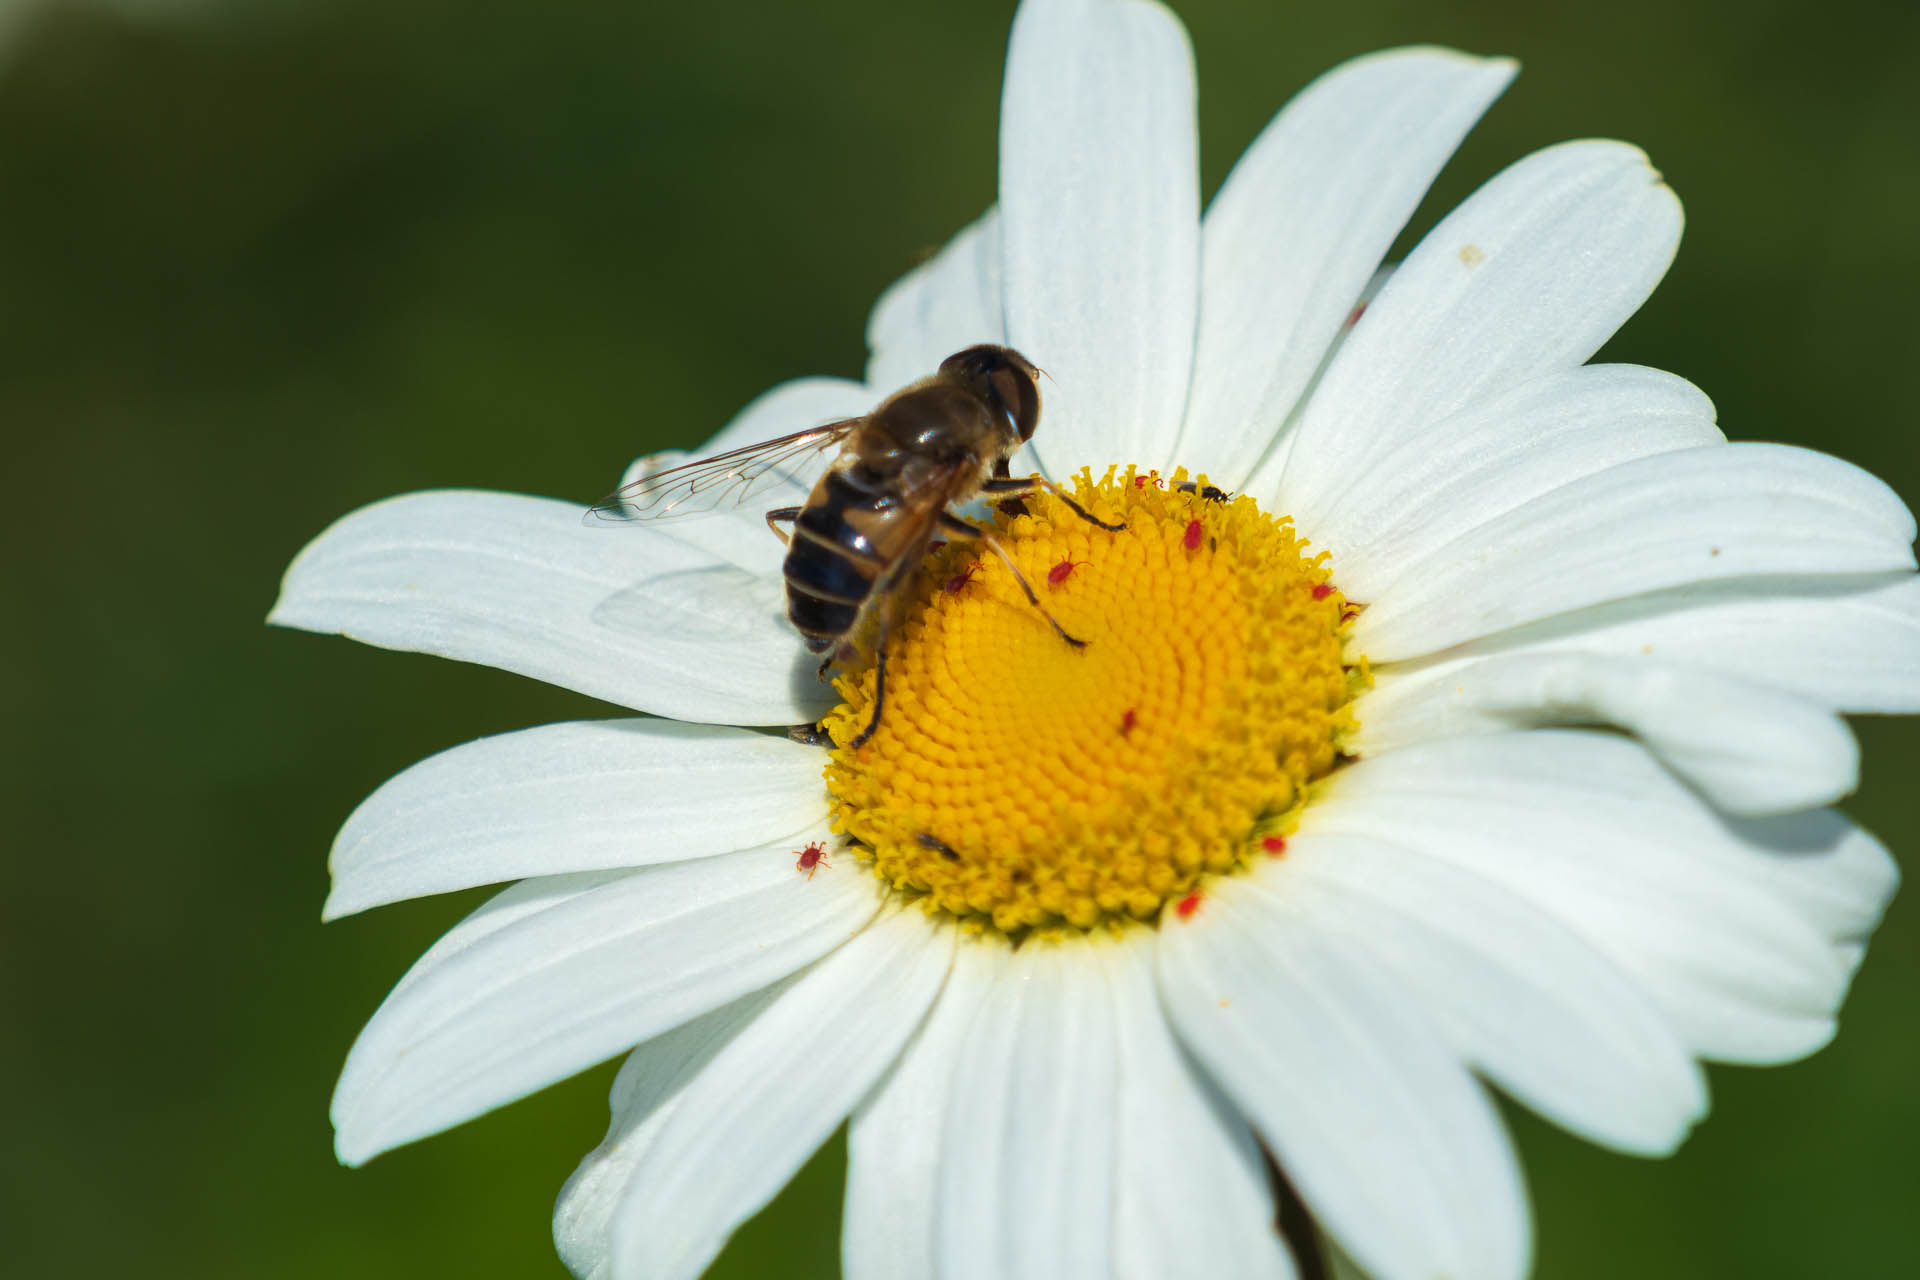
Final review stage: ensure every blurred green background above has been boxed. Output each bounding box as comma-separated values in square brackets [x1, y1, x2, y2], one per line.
[2, 0, 1915, 1274]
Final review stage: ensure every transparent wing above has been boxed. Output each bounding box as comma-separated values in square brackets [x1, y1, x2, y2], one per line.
[585, 420, 858, 524]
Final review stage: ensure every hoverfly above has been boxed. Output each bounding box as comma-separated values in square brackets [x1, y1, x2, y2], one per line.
[588, 345, 1122, 745]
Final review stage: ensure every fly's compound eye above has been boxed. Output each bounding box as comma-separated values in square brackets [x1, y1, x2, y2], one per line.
[988, 361, 1040, 441]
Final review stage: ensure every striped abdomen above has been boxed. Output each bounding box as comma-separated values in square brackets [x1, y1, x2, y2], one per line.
[783, 465, 921, 653]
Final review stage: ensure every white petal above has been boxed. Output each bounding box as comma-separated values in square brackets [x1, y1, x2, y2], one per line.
[1000, 0, 1199, 475]
[1352, 443, 1918, 661]
[330, 835, 880, 1165]
[1324, 1237, 1368, 1280]
[554, 982, 795, 1280]
[1246, 264, 1393, 488]
[1389, 572, 1920, 714]
[843, 934, 1008, 1280]
[386, 870, 638, 1004]
[1311, 364, 1722, 600]
[1261, 140, 1683, 518]
[1304, 732, 1886, 1063]
[1158, 879, 1530, 1280]
[1354, 653, 1859, 816]
[938, 935, 1117, 1280]
[1712, 808, 1899, 945]
[607, 908, 954, 1280]
[1271, 834, 1706, 1156]
[270, 491, 833, 726]
[1178, 48, 1516, 487]
[866, 209, 1006, 394]
[1099, 941, 1294, 1280]
[325, 719, 828, 919]
[620, 376, 881, 575]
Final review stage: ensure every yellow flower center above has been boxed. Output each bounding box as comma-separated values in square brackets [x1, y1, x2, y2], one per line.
[822, 467, 1367, 935]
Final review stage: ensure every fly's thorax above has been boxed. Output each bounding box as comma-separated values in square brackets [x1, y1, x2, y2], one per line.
[868, 379, 1017, 464]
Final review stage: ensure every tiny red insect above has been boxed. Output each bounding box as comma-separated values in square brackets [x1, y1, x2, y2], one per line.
[1175, 892, 1202, 920]
[795, 841, 831, 879]
[1311, 583, 1333, 601]
[943, 563, 980, 594]
[1183, 519, 1203, 550]
[1047, 556, 1089, 587]
[1120, 708, 1138, 736]
[1134, 470, 1164, 489]
[1261, 835, 1288, 856]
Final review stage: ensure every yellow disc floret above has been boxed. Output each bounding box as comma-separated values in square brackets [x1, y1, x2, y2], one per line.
[822, 467, 1367, 935]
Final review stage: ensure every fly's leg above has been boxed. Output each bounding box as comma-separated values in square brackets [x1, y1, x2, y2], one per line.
[981, 474, 1126, 531]
[938, 513, 1088, 648]
[765, 506, 803, 546]
[849, 637, 889, 749]
[805, 638, 885, 749]
[789, 640, 847, 746]
[845, 550, 922, 748]
[989, 457, 1030, 518]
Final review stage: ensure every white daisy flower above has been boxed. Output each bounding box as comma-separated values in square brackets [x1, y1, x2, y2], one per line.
[271, 1, 1914, 1277]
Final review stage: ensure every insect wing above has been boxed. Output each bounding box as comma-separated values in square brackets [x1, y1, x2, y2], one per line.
[585, 420, 857, 523]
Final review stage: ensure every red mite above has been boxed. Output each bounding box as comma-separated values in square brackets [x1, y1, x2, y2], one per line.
[1047, 556, 1088, 587]
[1183, 519, 1203, 550]
[1261, 835, 1288, 856]
[1120, 708, 1138, 736]
[1175, 892, 1202, 920]
[795, 841, 831, 879]
[1311, 583, 1333, 601]
[943, 563, 979, 594]
[1134, 470, 1164, 489]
